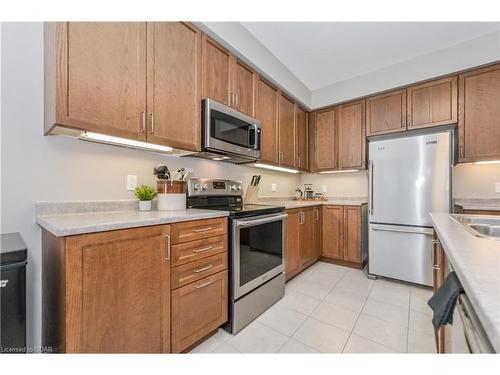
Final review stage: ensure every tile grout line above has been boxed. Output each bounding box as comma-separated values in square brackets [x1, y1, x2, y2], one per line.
[406, 288, 412, 353]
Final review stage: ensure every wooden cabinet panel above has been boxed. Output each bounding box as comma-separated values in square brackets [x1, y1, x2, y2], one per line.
[278, 93, 296, 167]
[171, 270, 228, 353]
[171, 218, 227, 244]
[233, 59, 256, 116]
[458, 64, 500, 162]
[299, 209, 315, 268]
[295, 105, 309, 170]
[201, 35, 231, 106]
[322, 206, 343, 260]
[171, 252, 228, 290]
[49, 22, 147, 140]
[313, 207, 322, 261]
[65, 225, 170, 353]
[366, 89, 406, 136]
[171, 235, 227, 267]
[463, 209, 500, 216]
[285, 210, 300, 280]
[315, 108, 337, 170]
[256, 78, 279, 164]
[146, 22, 201, 151]
[407, 76, 457, 130]
[338, 100, 366, 169]
[343, 206, 361, 263]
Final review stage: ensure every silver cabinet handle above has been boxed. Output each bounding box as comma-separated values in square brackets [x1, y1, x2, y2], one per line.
[314, 209, 319, 220]
[432, 239, 441, 270]
[193, 264, 213, 273]
[141, 111, 146, 133]
[193, 227, 213, 233]
[299, 211, 304, 224]
[298, 156, 301, 167]
[165, 234, 171, 261]
[150, 112, 155, 134]
[193, 245, 213, 253]
[194, 280, 215, 289]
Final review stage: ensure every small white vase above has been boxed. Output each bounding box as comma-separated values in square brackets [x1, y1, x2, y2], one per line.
[139, 200, 152, 211]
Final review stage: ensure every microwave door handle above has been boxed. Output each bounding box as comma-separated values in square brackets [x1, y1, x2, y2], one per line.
[250, 124, 260, 150]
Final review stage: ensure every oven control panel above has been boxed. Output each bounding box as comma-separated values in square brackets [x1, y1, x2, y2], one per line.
[188, 178, 242, 197]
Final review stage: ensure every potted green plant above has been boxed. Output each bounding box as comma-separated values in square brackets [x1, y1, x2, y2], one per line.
[135, 185, 157, 211]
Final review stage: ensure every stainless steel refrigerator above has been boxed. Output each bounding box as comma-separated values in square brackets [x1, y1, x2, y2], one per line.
[367, 129, 453, 286]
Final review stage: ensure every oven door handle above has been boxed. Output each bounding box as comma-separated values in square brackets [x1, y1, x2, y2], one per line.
[235, 213, 288, 227]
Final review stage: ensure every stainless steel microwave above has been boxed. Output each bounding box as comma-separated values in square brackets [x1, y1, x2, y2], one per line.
[199, 98, 261, 164]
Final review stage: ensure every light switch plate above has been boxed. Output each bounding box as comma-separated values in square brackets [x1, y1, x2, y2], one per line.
[271, 183, 277, 192]
[322, 185, 327, 193]
[127, 175, 137, 191]
[496, 182, 500, 194]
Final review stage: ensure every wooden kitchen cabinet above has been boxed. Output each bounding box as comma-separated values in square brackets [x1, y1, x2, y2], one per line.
[42, 225, 171, 353]
[366, 89, 407, 136]
[321, 205, 344, 260]
[338, 100, 366, 169]
[285, 209, 301, 280]
[299, 208, 315, 268]
[342, 206, 362, 263]
[256, 77, 279, 164]
[278, 93, 296, 168]
[458, 64, 500, 162]
[407, 76, 457, 130]
[313, 207, 322, 261]
[314, 107, 337, 171]
[295, 105, 309, 171]
[44, 22, 147, 140]
[146, 22, 202, 151]
[233, 58, 257, 116]
[201, 35, 232, 106]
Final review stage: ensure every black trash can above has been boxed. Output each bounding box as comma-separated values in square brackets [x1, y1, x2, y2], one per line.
[1, 233, 27, 354]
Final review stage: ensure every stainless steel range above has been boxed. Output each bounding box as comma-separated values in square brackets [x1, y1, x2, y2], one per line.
[187, 178, 286, 334]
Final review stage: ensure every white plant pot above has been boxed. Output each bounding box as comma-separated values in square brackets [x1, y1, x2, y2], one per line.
[139, 200, 152, 211]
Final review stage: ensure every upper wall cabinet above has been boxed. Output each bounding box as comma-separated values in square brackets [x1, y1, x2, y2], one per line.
[295, 105, 309, 171]
[256, 77, 279, 164]
[458, 64, 500, 163]
[407, 76, 457, 130]
[45, 22, 202, 152]
[146, 22, 202, 151]
[366, 89, 407, 136]
[338, 100, 366, 169]
[45, 22, 147, 140]
[314, 107, 337, 171]
[278, 93, 296, 168]
[201, 35, 256, 116]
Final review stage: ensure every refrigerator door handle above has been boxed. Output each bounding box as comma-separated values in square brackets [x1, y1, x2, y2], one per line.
[370, 224, 434, 236]
[368, 160, 374, 215]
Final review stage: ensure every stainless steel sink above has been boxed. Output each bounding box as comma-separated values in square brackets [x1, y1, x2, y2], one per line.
[451, 215, 500, 240]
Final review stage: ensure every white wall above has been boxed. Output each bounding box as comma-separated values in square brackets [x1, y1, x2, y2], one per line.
[453, 163, 500, 199]
[0, 22, 300, 349]
[300, 171, 368, 197]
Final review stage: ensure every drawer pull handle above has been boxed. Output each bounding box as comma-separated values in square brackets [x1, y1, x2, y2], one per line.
[194, 280, 215, 289]
[193, 264, 213, 273]
[193, 227, 213, 233]
[193, 245, 213, 253]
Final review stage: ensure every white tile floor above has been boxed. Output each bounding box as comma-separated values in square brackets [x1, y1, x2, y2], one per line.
[190, 261, 436, 354]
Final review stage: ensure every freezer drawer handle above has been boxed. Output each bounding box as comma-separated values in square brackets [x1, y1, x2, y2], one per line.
[370, 225, 433, 235]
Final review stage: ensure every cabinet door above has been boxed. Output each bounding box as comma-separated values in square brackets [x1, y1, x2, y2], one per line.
[53, 22, 147, 140]
[233, 58, 256, 116]
[256, 78, 279, 164]
[458, 64, 500, 162]
[338, 100, 366, 170]
[343, 206, 361, 263]
[285, 210, 300, 280]
[146, 22, 201, 151]
[315, 108, 337, 171]
[278, 93, 296, 167]
[299, 209, 315, 268]
[322, 206, 343, 260]
[201, 35, 232, 106]
[366, 89, 406, 136]
[295, 105, 309, 170]
[313, 207, 322, 261]
[171, 270, 228, 353]
[65, 225, 170, 353]
[407, 76, 457, 130]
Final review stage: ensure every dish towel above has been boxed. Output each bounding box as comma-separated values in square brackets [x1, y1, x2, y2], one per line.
[427, 271, 464, 330]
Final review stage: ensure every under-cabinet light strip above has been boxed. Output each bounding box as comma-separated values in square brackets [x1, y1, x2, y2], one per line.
[318, 169, 360, 174]
[473, 160, 500, 165]
[79, 132, 174, 154]
[252, 163, 300, 174]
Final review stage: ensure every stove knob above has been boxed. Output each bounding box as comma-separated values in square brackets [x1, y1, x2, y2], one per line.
[202, 183, 208, 190]
[193, 183, 200, 190]
[231, 184, 237, 191]
[237, 185, 242, 191]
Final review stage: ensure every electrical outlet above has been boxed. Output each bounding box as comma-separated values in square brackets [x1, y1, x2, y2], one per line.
[321, 185, 327, 193]
[496, 182, 500, 194]
[271, 183, 277, 192]
[127, 175, 137, 191]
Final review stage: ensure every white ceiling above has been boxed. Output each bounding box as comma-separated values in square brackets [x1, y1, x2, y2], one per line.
[240, 22, 500, 91]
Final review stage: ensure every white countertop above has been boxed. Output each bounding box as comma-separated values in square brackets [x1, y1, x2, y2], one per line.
[259, 198, 367, 209]
[430, 213, 500, 352]
[37, 209, 229, 237]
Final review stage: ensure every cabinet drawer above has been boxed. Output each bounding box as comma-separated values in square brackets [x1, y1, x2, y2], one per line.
[171, 235, 227, 267]
[171, 270, 228, 353]
[171, 218, 227, 244]
[171, 252, 228, 290]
